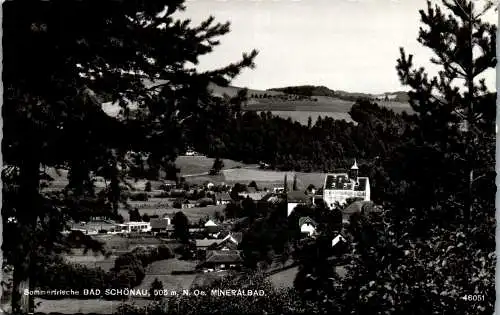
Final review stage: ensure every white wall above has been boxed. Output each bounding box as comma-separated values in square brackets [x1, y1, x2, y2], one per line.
[300, 223, 316, 237]
[287, 203, 299, 216]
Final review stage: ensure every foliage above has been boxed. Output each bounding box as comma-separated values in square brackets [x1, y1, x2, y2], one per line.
[116, 273, 316, 315]
[149, 278, 164, 301]
[3, 0, 257, 310]
[129, 208, 141, 222]
[209, 157, 224, 175]
[293, 1, 496, 315]
[172, 212, 190, 244]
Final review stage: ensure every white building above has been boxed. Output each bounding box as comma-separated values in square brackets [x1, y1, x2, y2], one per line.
[118, 221, 152, 233]
[323, 160, 370, 210]
[299, 217, 317, 237]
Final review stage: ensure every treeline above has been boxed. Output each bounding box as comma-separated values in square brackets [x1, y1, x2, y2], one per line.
[267, 85, 409, 103]
[191, 99, 413, 172]
[268, 85, 337, 97]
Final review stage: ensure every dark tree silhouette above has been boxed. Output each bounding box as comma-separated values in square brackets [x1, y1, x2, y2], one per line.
[3, 0, 257, 311]
[172, 212, 190, 244]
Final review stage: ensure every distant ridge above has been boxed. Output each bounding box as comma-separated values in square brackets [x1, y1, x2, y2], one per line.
[268, 85, 409, 103]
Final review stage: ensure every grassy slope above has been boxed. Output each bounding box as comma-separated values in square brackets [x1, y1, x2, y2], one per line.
[208, 83, 413, 125]
[176, 156, 247, 176]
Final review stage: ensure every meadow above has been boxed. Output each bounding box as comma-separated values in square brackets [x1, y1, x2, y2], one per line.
[208, 82, 413, 126]
[175, 156, 248, 176]
[135, 258, 198, 292]
[244, 97, 412, 126]
[221, 169, 326, 189]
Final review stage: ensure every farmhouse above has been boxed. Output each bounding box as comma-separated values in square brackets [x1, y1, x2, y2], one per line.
[120, 221, 152, 233]
[70, 220, 118, 234]
[238, 191, 268, 201]
[204, 219, 220, 235]
[323, 160, 371, 209]
[287, 191, 311, 216]
[215, 192, 232, 205]
[150, 218, 173, 234]
[196, 238, 225, 250]
[298, 217, 317, 237]
[212, 232, 243, 250]
[197, 250, 243, 272]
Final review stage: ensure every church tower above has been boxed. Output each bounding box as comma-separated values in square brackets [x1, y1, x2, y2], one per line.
[350, 159, 359, 181]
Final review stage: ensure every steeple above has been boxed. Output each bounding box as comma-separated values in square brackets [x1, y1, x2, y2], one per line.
[351, 159, 359, 170]
[350, 159, 359, 181]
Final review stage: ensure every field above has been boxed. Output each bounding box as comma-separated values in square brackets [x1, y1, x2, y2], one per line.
[135, 258, 198, 291]
[175, 156, 249, 176]
[221, 169, 326, 189]
[244, 97, 412, 126]
[208, 82, 413, 126]
[119, 201, 226, 222]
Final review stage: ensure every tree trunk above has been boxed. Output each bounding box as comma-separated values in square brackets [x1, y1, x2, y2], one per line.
[11, 149, 39, 313]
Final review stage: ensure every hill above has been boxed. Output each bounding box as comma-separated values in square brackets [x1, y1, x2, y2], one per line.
[207, 82, 412, 125]
[268, 85, 410, 103]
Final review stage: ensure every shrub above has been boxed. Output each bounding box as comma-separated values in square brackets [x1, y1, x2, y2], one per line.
[130, 192, 149, 201]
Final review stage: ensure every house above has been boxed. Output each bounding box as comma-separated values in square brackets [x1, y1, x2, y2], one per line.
[331, 234, 347, 247]
[71, 220, 118, 234]
[197, 250, 243, 272]
[298, 217, 317, 237]
[196, 238, 225, 250]
[273, 187, 285, 193]
[182, 201, 196, 209]
[238, 191, 268, 201]
[211, 232, 243, 250]
[204, 219, 220, 234]
[150, 218, 173, 234]
[286, 191, 311, 216]
[215, 192, 232, 205]
[119, 221, 152, 233]
[160, 180, 177, 190]
[323, 159, 371, 210]
[206, 182, 215, 190]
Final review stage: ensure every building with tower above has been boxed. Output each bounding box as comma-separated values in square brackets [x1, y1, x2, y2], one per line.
[322, 159, 371, 209]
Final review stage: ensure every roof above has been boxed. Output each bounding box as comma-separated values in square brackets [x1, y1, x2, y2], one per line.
[222, 232, 243, 244]
[239, 192, 268, 201]
[324, 174, 353, 190]
[351, 159, 359, 170]
[354, 177, 369, 192]
[205, 219, 218, 227]
[196, 238, 224, 247]
[287, 191, 309, 203]
[150, 218, 170, 229]
[204, 250, 242, 264]
[332, 234, 347, 247]
[216, 192, 232, 201]
[298, 216, 317, 227]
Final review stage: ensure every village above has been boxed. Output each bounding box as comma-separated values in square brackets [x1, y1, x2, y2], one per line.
[59, 158, 373, 283]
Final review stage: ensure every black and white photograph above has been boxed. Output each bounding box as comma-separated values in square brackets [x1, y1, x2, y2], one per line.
[1, 0, 497, 314]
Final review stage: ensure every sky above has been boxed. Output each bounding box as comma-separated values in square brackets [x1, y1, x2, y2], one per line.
[175, 0, 497, 94]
